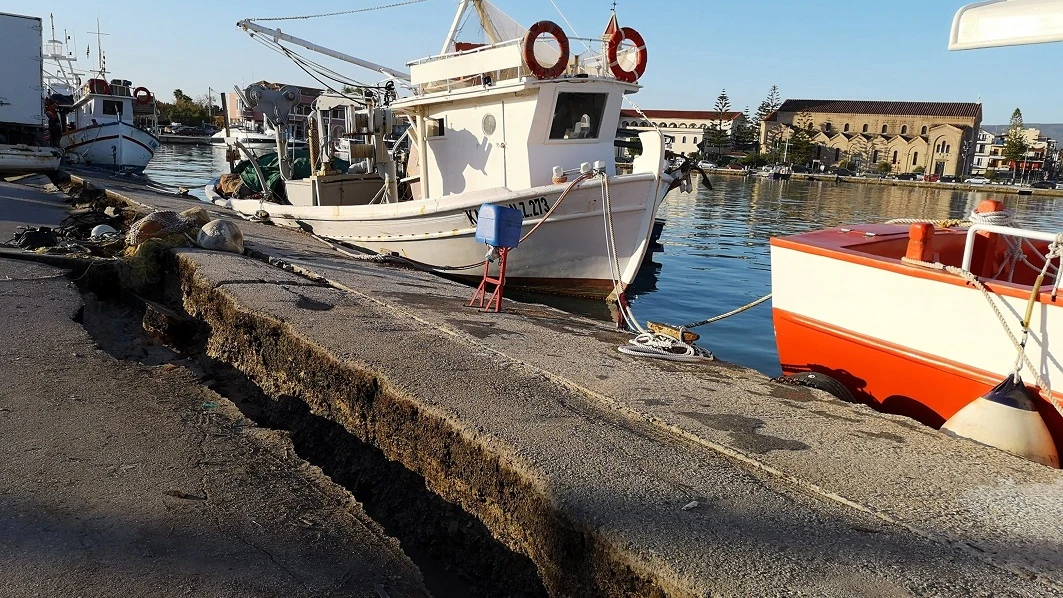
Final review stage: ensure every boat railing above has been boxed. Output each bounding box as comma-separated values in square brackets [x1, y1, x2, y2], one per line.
[961, 224, 1063, 273]
[408, 35, 623, 94]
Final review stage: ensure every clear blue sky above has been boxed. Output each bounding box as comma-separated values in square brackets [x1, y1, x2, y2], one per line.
[10, 0, 1060, 124]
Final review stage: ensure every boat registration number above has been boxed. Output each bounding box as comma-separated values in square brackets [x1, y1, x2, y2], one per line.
[464, 197, 551, 226]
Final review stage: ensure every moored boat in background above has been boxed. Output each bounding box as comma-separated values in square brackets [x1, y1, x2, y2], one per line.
[43, 17, 160, 172]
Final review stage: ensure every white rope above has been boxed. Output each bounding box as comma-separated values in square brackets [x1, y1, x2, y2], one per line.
[599, 170, 712, 362]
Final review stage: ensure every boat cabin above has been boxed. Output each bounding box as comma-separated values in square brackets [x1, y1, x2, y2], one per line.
[69, 78, 156, 132]
[392, 10, 645, 201]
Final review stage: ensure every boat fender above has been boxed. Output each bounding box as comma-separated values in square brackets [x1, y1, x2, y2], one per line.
[942, 375, 1059, 467]
[779, 371, 856, 403]
[522, 20, 570, 79]
[133, 86, 154, 105]
[90, 224, 118, 238]
[196, 219, 245, 255]
[607, 27, 648, 83]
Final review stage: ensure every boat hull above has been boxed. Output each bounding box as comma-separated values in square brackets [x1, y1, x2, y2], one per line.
[61, 122, 159, 172]
[771, 233, 1063, 451]
[215, 173, 669, 297]
[0, 144, 62, 175]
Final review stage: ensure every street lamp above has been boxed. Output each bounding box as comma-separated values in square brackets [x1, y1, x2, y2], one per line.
[207, 87, 215, 123]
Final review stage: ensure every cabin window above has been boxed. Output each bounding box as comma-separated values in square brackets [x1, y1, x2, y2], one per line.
[102, 100, 123, 116]
[426, 117, 446, 138]
[549, 92, 607, 140]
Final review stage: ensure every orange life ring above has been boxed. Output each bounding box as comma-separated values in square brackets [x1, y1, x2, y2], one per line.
[134, 86, 154, 105]
[607, 27, 648, 83]
[521, 20, 569, 80]
[87, 78, 111, 95]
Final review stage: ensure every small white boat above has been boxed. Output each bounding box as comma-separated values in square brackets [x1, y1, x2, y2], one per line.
[0, 143, 62, 175]
[210, 126, 306, 147]
[207, 2, 687, 298]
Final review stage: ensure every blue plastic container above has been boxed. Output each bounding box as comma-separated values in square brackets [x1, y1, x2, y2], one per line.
[474, 203, 523, 248]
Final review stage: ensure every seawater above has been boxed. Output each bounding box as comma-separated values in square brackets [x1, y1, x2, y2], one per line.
[144, 144, 1063, 376]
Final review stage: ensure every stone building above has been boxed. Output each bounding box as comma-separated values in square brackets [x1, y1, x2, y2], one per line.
[620, 109, 744, 157]
[761, 99, 983, 176]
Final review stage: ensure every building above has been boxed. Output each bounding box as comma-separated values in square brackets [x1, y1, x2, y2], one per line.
[761, 99, 983, 176]
[979, 128, 1057, 181]
[619, 109, 745, 157]
[971, 128, 995, 174]
[224, 81, 346, 141]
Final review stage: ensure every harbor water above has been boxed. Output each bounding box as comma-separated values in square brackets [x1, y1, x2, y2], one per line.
[144, 144, 1063, 376]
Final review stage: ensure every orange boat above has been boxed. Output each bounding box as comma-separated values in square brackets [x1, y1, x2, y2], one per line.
[770, 1, 1063, 467]
[771, 200, 1062, 464]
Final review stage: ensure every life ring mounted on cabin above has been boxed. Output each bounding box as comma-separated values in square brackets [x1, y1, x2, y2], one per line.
[86, 78, 111, 95]
[607, 26, 648, 83]
[133, 86, 154, 105]
[521, 20, 570, 80]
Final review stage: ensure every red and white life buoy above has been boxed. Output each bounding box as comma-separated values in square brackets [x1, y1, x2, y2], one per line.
[522, 20, 569, 80]
[86, 78, 111, 95]
[607, 26, 647, 83]
[134, 86, 154, 105]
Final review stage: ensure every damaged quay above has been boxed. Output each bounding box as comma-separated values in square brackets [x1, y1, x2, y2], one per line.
[3, 0, 1063, 596]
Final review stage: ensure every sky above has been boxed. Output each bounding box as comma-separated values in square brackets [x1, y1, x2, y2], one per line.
[8, 0, 1060, 125]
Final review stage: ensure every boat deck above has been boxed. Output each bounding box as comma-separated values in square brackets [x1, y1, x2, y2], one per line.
[25, 172, 1063, 595]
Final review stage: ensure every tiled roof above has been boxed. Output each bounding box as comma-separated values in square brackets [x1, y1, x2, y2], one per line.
[620, 109, 743, 121]
[776, 99, 982, 119]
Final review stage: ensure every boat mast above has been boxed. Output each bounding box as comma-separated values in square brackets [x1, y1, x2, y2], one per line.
[236, 20, 411, 81]
[439, 0, 500, 54]
[439, 0, 473, 54]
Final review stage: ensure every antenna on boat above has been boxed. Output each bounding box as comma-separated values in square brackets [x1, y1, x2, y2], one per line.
[88, 19, 109, 76]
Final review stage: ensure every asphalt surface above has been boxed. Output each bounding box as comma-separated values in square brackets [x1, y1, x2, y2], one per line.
[9, 172, 1063, 596]
[0, 180, 427, 597]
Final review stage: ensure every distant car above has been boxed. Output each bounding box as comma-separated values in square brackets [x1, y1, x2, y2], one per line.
[939, 175, 958, 183]
[964, 176, 991, 185]
[923, 174, 940, 182]
[791, 165, 810, 173]
[1031, 180, 1058, 189]
[896, 172, 919, 180]
[830, 168, 854, 176]
[697, 161, 717, 169]
[725, 162, 747, 170]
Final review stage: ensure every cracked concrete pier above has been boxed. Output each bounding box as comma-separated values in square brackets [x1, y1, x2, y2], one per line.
[5, 172, 1063, 596]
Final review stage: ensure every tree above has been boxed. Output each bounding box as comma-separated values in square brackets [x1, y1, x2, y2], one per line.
[1003, 107, 1030, 182]
[712, 89, 732, 158]
[755, 85, 782, 155]
[731, 106, 756, 150]
[877, 161, 893, 174]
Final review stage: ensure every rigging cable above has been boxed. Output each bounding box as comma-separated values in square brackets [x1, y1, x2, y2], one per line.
[247, 0, 432, 23]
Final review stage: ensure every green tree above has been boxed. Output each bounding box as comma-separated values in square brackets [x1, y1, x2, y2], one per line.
[711, 89, 732, 159]
[877, 161, 893, 174]
[1003, 108, 1030, 182]
[755, 84, 782, 155]
[731, 107, 756, 150]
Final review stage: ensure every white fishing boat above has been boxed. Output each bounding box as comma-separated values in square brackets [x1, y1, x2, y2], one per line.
[0, 12, 62, 175]
[209, 125, 305, 147]
[43, 18, 160, 172]
[771, 0, 1063, 467]
[206, 2, 690, 298]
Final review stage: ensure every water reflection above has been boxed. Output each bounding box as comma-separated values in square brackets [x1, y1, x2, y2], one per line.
[143, 146, 1063, 376]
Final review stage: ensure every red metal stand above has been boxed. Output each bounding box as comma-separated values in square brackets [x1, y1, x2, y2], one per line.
[468, 247, 510, 312]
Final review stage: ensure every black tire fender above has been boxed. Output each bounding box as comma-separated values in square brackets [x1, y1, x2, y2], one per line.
[782, 371, 856, 403]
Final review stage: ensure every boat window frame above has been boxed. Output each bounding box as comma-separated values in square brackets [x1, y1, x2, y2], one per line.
[545, 89, 609, 144]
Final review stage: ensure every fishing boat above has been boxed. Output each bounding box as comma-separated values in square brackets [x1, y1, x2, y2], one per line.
[43, 18, 160, 172]
[771, 1, 1063, 466]
[0, 12, 62, 175]
[209, 125, 305, 148]
[205, 1, 687, 298]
